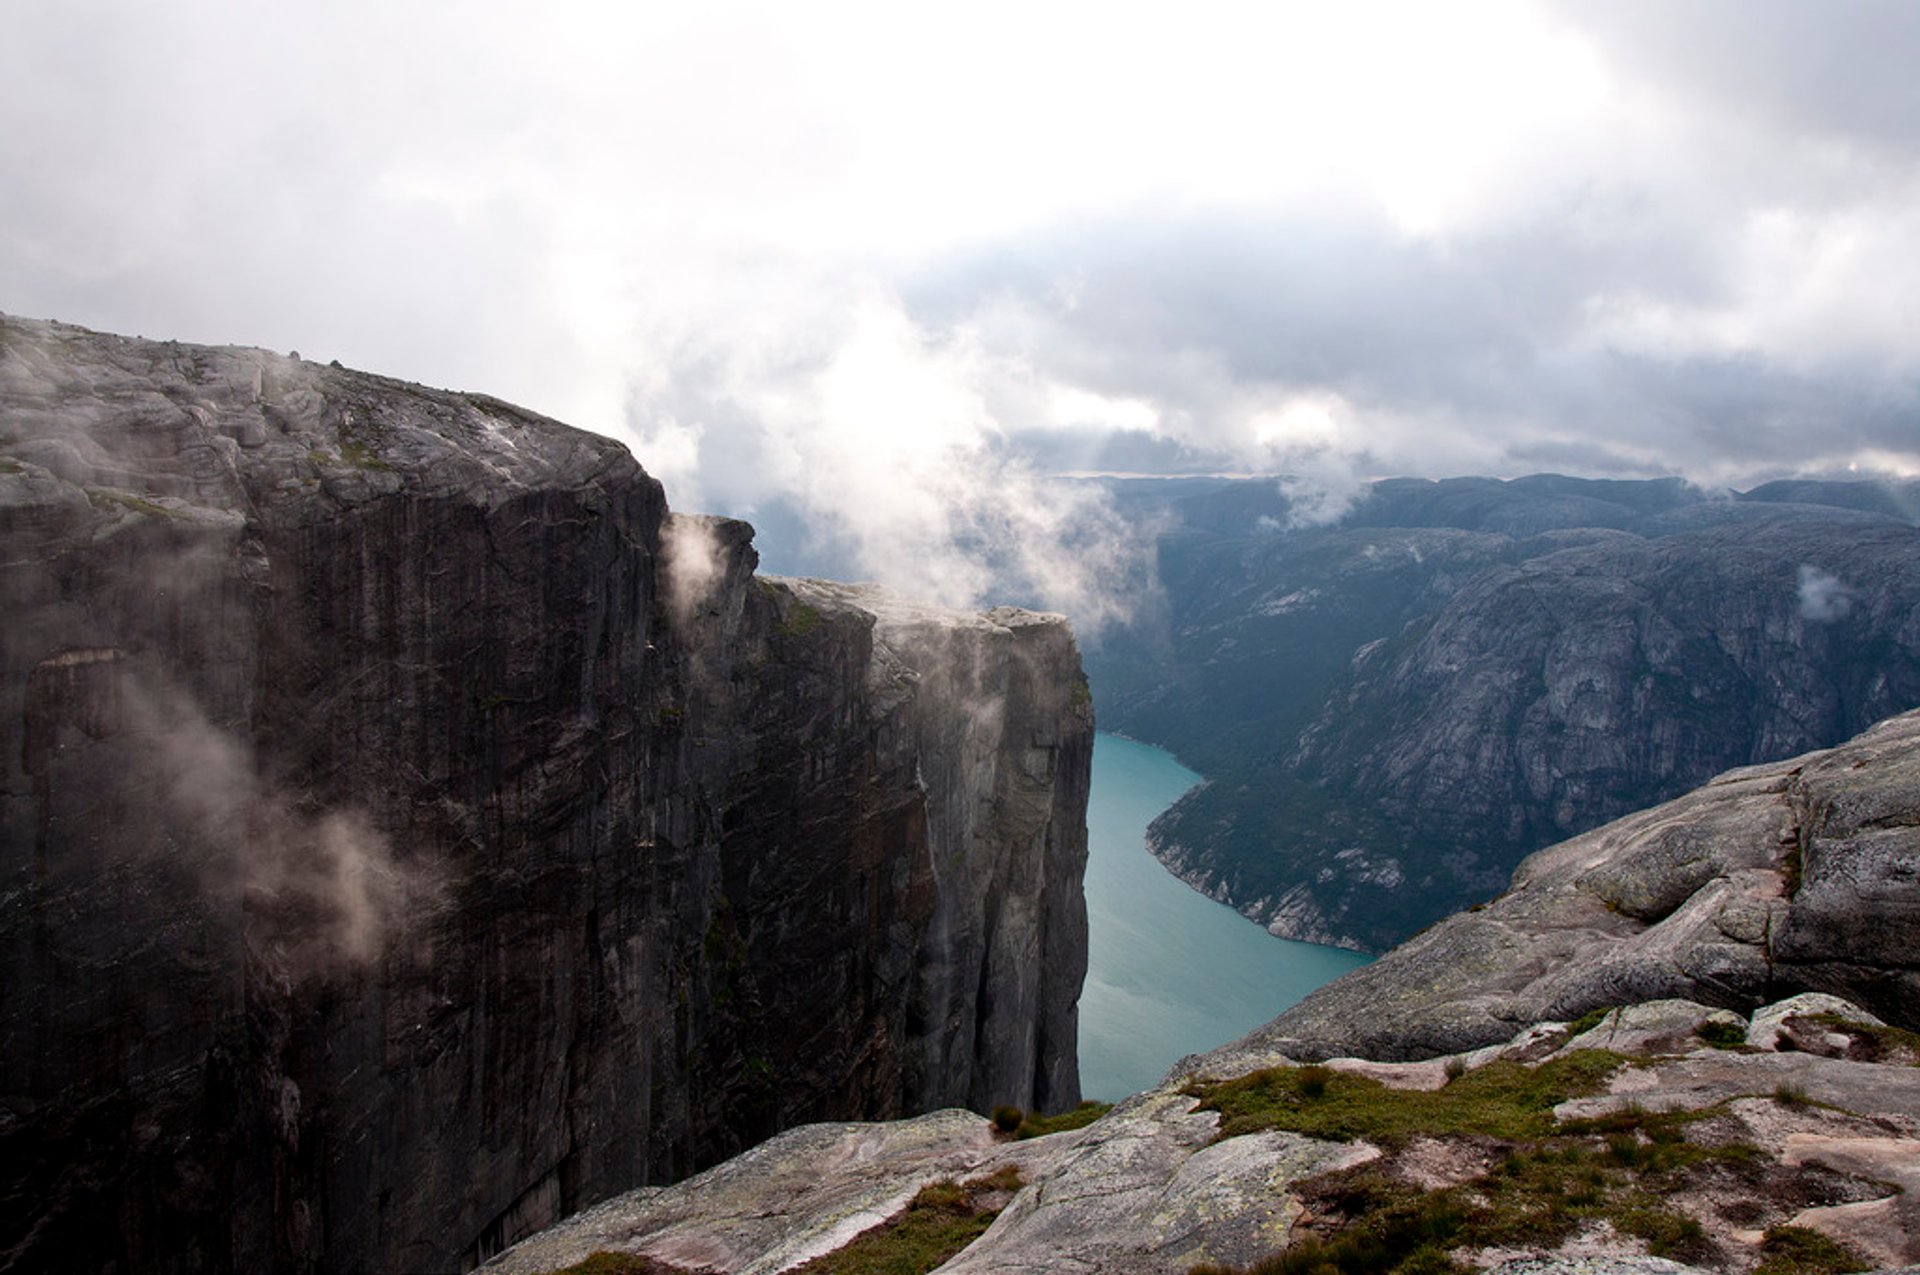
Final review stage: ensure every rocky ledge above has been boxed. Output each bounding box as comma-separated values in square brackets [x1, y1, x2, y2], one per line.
[490, 707, 1920, 1275]
[489, 991, 1920, 1275]
[0, 315, 1091, 1273]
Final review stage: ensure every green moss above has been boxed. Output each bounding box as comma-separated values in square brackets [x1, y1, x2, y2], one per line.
[85, 488, 183, 519]
[1753, 1225, 1870, 1275]
[776, 599, 824, 638]
[1016, 1101, 1112, 1139]
[0, 456, 23, 474]
[1698, 1018, 1748, 1050]
[1189, 1058, 1756, 1275]
[989, 1105, 1024, 1134]
[1806, 1011, 1920, 1062]
[1567, 1006, 1616, 1037]
[790, 1168, 1021, 1275]
[1190, 1051, 1626, 1146]
[337, 436, 394, 470]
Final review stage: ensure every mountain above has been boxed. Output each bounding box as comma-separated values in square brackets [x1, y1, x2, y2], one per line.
[1086, 473, 1920, 951]
[0, 315, 1092, 1272]
[487, 707, 1920, 1275]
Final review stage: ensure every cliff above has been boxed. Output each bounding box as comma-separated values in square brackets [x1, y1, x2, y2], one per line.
[490, 707, 1920, 1275]
[0, 315, 1092, 1273]
[1085, 475, 1920, 951]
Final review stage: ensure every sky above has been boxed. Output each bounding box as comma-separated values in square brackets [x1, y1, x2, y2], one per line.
[5, 0, 1918, 616]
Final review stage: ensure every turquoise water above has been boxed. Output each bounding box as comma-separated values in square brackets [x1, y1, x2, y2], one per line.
[1078, 732, 1371, 1101]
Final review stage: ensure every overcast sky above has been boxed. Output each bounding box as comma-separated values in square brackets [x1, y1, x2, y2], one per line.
[5, 1, 1917, 610]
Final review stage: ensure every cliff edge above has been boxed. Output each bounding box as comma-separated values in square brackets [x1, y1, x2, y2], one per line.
[494, 706, 1920, 1275]
[0, 315, 1091, 1273]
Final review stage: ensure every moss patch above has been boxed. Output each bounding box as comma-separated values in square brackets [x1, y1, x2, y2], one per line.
[1190, 1051, 1626, 1146]
[1805, 1012, 1920, 1064]
[1753, 1225, 1870, 1275]
[1188, 1058, 1767, 1275]
[1017, 1101, 1112, 1139]
[85, 487, 184, 519]
[337, 436, 394, 470]
[776, 599, 825, 638]
[790, 1167, 1022, 1275]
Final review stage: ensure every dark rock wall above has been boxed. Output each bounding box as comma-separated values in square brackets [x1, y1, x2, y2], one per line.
[0, 316, 1090, 1273]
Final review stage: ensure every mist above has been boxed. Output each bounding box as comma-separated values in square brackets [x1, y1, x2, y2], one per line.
[5, 2, 1919, 627]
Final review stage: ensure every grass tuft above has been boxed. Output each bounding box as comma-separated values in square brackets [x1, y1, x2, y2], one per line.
[1016, 1101, 1112, 1139]
[1189, 1050, 1626, 1146]
[789, 1168, 1022, 1275]
[1754, 1225, 1870, 1275]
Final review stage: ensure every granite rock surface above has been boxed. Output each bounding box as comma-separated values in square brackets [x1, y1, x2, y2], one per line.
[0, 315, 1092, 1273]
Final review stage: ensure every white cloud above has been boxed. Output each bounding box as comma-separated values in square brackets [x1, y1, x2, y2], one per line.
[5, 1, 1919, 625]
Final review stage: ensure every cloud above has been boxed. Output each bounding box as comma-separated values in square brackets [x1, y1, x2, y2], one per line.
[5, 1, 1920, 629]
[1797, 565, 1858, 623]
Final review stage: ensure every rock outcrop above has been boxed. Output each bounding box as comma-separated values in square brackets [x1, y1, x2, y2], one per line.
[0, 316, 1092, 1273]
[1235, 706, 1920, 1063]
[491, 708, 1920, 1275]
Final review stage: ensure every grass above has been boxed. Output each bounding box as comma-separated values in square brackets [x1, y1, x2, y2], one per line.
[1016, 1101, 1112, 1139]
[1187, 1055, 1756, 1275]
[1699, 1018, 1748, 1050]
[86, 487, 184, 519]
[1753, 1225, 1870, 1275]
[1806, 1011, 1920, 1063]
[789, 1167, 1022, 1275]
[1567, 1006, 1617, 1037]
[1188, 1051, 1626, 1146]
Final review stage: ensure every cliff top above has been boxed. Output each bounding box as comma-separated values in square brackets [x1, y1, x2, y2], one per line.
[0, 312, 647, 520]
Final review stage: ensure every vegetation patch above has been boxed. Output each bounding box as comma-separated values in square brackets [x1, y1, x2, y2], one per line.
[1699, 1018, 1749, 1050]
[1187, 1058, 1775, 1275]
[85, 487, 183, 519]
[1016, 1101, 1112, 1139]
[1752, 1225, 1870, 1275]
[1189, 1051, 1625, 1146]
[337, 436, 394, 470]
[776, 599, 825, 638]
[790, 1166, 1022, 1275]
[1805, 1012, 1920, 1064]
[1567, 1006, 1617, 1037]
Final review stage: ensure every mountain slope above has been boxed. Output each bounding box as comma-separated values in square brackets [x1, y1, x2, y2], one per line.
[1087, 475, 1920, 951]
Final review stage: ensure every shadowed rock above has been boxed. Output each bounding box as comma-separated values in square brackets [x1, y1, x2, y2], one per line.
[0, 315, 1092, 1273]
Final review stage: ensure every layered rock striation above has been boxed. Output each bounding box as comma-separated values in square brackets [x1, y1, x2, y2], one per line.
[0, 316, 1091, 1273]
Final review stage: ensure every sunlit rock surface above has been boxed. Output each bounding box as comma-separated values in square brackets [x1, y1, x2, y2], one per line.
[1230, 707, 1920, 1064]
[0, 315, 1091, 1272]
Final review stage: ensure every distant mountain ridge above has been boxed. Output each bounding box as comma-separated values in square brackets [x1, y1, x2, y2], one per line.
[1085, 472, 1920, 951]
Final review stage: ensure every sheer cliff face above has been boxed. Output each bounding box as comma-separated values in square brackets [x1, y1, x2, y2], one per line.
[0, 316, 1091, 1273]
